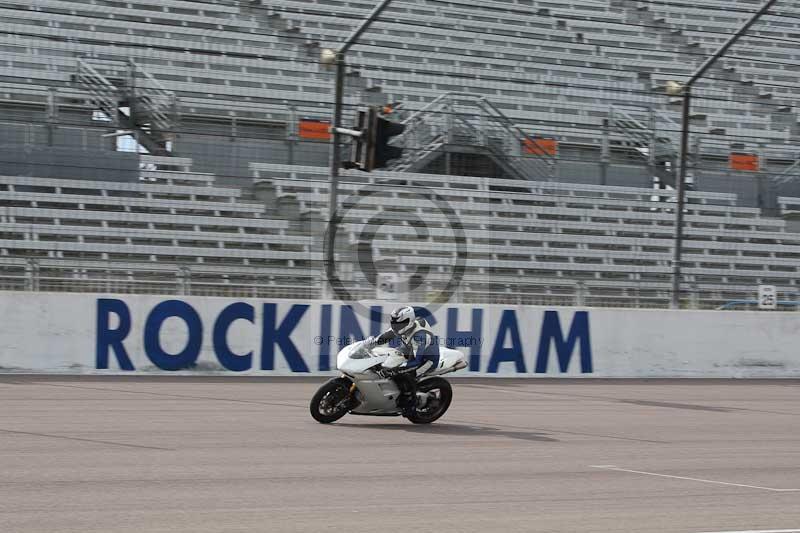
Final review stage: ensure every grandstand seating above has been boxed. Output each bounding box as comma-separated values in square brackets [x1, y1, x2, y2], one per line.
[267, 0, 800, 153]
[0, 158, 797, 306]
[250, 163, 800, 307]
[2, 0, 799, 160]
[1, 1, 799, 308]
[0, 166, 322, 298]
[0, 0, 335, 122]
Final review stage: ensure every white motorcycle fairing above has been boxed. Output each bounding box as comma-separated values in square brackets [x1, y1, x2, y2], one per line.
[336, 342, 467, 415]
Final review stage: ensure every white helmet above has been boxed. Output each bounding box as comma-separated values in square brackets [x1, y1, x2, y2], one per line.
[389, 306, 416, 336]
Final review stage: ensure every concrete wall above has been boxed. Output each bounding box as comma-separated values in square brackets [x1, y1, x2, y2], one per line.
[177, 135, 329, 177]
[0, 144, 139, 182]
[697, 170, 800, 210]
[1, 292, 798, 377]
[558, 160, 653, 188]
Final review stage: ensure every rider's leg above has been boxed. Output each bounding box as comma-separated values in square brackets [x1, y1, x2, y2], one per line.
[396, 359, 434, 414]
[393, 369, 417, 414]
[407, 360, 434, 411]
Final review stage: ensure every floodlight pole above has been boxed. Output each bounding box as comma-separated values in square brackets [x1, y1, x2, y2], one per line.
[326, 0, 394, 293]
[670, 0, 777, 309]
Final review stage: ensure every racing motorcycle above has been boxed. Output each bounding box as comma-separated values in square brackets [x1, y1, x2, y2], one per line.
[309, 341, 468, 424]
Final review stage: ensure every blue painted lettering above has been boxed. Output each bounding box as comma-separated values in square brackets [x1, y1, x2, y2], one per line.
[487, 309, 525, 373]
[95, 298, 134, 371]
[535, 311, 592, 373]
[213, 302, 254, 372]
[261, 304, 309, 372]
[144, 300, 203, 371]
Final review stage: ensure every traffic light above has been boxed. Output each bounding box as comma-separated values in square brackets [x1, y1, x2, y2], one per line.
[342, 106, 405, 171]
[342, 110, 367, 170]
[368, 108, 405, 170]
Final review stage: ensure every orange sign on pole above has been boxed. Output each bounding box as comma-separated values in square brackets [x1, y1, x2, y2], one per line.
[523, 137, 558, 156]
[729, 152, 759, 172]
[299, 119, 332, 141]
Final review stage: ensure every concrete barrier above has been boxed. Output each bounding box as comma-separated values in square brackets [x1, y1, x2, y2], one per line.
[1, 292, 798, 377]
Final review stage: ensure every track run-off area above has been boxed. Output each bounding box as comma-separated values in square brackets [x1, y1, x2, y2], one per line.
[1, 376, 799, 533]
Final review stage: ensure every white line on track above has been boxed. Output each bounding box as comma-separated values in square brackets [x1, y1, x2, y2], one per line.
[590, 465, 800, 493]
[697, 530, 800, 533]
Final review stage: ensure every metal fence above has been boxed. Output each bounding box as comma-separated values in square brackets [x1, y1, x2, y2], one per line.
[0, 259, 732, 309]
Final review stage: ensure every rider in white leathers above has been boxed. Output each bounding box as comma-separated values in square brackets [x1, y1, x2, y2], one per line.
[364, 306, 440, 415]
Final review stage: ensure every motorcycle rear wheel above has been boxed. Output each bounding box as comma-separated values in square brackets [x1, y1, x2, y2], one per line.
[406, 377, 453, 424]
[310, 377, 353, 424]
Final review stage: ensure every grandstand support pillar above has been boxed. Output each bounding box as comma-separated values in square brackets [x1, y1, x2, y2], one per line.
[445, 101, 454, 172]
[670, 0, 776, 309]
[25, 258, 40, 292]
[177, 266, 191, 296]
[757, 143, 777, 216]
[647, 109, 656, 167]
[692, 136, 701, 182]
[287, 105, 297, 165]
[127, 59, 137, 124]
[689, 282, 700, 309]
[46, 88, 58, 146]
[326, 0, 394, 294]
[600, 119, 610, 186]
[575, 281, 587, 307]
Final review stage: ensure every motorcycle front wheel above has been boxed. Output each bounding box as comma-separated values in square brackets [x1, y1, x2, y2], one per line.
[309, 377, 353, 424]
[406, 377, 453, 425]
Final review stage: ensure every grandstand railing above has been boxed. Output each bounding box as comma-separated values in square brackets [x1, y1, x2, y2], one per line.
[4, 261, 795, 310]
[772, 157, 800, 185]
[75, 58, 178, 154]
[390, 93, 556, 179]
[75, 59, 119, 126]
[608, 105, 680, 163]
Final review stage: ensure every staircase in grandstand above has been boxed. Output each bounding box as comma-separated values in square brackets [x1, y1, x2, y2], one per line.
[387, 93, 557, 180]
[606, 104, 683, 186]
[76, 58, 178, 156]
[607, 105, 680, 164]
[772, 156, 800, 185]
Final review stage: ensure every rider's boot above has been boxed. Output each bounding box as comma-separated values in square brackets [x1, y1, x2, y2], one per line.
[400, 392, 417, 417]
[394, 372, 417, 416]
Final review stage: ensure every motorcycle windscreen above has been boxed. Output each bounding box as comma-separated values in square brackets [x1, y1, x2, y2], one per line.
[337, 344, 389, 374]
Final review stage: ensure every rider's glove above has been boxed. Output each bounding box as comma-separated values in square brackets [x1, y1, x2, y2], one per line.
[363, 335, 378, 349]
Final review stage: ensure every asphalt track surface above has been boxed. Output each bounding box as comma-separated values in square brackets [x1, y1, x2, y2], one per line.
[1, 376, 799, 533]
